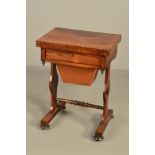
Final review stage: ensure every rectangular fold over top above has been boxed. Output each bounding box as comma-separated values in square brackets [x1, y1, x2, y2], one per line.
[36, 27, 121, 56]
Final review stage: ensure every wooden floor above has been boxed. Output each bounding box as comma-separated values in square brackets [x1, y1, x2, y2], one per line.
[26, 67, 129, 155]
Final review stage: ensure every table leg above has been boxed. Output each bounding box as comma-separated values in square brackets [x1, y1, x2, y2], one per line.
[94, 65, 113, 141]
[40, 63, 66, 129]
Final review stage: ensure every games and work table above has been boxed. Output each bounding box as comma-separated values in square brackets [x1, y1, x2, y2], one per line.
[36, 27, 121, 141]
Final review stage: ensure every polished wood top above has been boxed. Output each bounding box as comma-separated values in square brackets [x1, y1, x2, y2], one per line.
[36, 27, 121, 56]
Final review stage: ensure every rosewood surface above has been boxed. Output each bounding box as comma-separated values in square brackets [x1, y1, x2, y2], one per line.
[36, 27, 121, 141]
[36, 27, 121, 56]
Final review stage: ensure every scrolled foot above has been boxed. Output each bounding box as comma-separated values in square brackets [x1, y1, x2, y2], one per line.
[94, 133, 104, 142]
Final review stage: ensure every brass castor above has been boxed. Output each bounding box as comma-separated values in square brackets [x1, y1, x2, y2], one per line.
[111, 115, 114, 119]
[40, 124, 50, 130]
[61, 106, 66, 110]
[94, 133, 104, 141]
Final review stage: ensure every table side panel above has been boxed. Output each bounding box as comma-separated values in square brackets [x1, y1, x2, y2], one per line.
[40, 47, 117, 70]
[104, 46, 118, 68]
[41, 48, 103, 68]
[46, 49, 100, 66]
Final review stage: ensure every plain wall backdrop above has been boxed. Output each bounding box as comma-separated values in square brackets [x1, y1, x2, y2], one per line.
[27, 0, 128, 70]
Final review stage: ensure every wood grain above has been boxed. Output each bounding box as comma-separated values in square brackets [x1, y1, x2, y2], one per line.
[36, 27, 121, 56]
[36, 27, 122, 141]
[45, 49, 100, 66]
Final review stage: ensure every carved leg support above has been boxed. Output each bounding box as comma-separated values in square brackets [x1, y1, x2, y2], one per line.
[40, 63, 66, 129]
[94, 65, 113, 141]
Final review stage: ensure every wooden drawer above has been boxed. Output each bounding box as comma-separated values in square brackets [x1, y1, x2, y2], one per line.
[45, 49, 100, 66]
